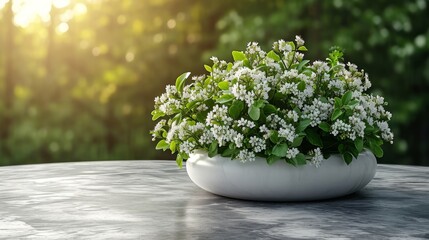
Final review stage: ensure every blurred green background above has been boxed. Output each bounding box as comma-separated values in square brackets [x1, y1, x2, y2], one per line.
[0, 0, 428, 166]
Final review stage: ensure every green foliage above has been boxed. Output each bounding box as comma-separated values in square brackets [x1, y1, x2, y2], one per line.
[232, 51, 247, 61]
[175, 72, 191, 96]
[151, 35, 393, 168]
[248, 104, 261, 121]
[272, 143, 289, 157]
[211, 0, 429, 166]
[229, 100, 244, 119]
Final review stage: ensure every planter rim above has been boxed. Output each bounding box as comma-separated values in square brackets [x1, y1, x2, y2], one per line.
[186, 149, 377, 201]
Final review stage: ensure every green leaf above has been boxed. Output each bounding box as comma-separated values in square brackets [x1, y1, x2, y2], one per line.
[369, 140, 384, 158]
[175, 72, 191, 95]
[305, 128, 323, 147]
[267, 50, 280, 61]
[151, 110, 165, 120]
[372, 145, 384, 158]
[291, 136, 304, 147]
[196, 111, 207, 122]
[248, 105, 260, 120]
[270, 131, 279, 143]
[254, 99, 265, 108]
[170, 141, 177, 153]
[297, 81, 306, 91]
[286, 158, 297, 166]
[221, 147, 236, 157]
[172, 113, 182, 124]
[176, 154, 183, 168]
[288, 41, 296, 51]
[364, 125, 376, 134]
[263, 104, 277, 115]
[349, 146, 359, 158]
[354, 138, 364, 152]
[218, 81, 230, 90]
[267, 155, 281, 165]
[216, 94, 234, 103]
[318, 122, 330, 132]
[334, 97, 342, 108]
[204, 64, 212, 73]
[296, 119, 311, 132]
[208, 141, 218, 157]
[232, 51, 246, 61]
[272, 143, 289, 157]
[348, 99, 359, 108]
[297, 59, 310, 71]
[227, 62, 233, 71]
[298, 46, 308, 51]
[343, 152, 353, 165]
[155, 140, 169, 151]
[342, 91, 353, 105]
[186, 100, 199, 109]
[294, 153, 307, 165]
[331, 109, 343, 121]
[229, 100, 244, 119]
[320, 97, 329, 103]
[338, 143, 346, 154]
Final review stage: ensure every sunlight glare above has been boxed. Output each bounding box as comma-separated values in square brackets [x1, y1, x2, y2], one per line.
[74, 2, 87, 15]
[0, 0, 7, 9]
[3, 0, 75, 28]
[52, 0, 69, 8]
[56, 22, 69, 33]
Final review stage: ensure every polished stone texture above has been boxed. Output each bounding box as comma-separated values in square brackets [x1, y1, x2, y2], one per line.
[0, 161, 428, 240]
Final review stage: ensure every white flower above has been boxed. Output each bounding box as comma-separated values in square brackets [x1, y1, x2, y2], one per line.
[302, 99, 333, 127]
[331, 119, 352, 139]
[153, 119, 166, 132]
[279, 82, 298, 95]
[259, 125, 271, 139]
[349, 115, 365, 138]
[235, 149, 256, 163]
[199, 129, 214, 145]
[309, 148, 323, 168]
[180, 140, 196, 155]
[376, 121, 394, 143]
[286, 148, 299, 159]
[328, 79, 345, 94]
[255, 81, 271, 100]
[273, 39, 292, 53]
[230, 83, 255, 107]
[312, 61, 330, 74]
[211, 125, 233, 147]
[278, 124, 296, 143]
[287, 110, 299, 122]
[210, 56, 219, 64]
[166, 123, 179, 143]
[234, 133, 244, 148]
[249, 136, 266, 153]
[295, 35, 305, 47]
[246, 42, 266, 59]
[206, 105, 233, 127]
[363, 73, 371, 90]
[236, 118, 255, 130]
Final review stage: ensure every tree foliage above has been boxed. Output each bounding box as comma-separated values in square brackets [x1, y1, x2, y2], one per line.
[0, 0, 427, 165]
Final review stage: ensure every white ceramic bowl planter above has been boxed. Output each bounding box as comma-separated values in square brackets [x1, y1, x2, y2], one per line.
[186, 149, 377, 201]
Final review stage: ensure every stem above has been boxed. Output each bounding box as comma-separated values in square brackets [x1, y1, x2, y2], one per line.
[288, 50, 297, 69]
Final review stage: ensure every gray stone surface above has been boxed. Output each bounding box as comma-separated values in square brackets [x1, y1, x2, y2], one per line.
[0, 161, 428, 240]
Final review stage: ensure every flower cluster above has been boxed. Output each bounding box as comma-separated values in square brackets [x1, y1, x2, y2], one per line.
[151, 36, 393, 168]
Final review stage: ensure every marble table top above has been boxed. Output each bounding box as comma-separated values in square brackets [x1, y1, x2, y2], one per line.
[0, 161, 428, 240]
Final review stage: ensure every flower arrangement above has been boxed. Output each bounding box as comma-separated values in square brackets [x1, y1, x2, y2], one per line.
[151, 36, 393, 168]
